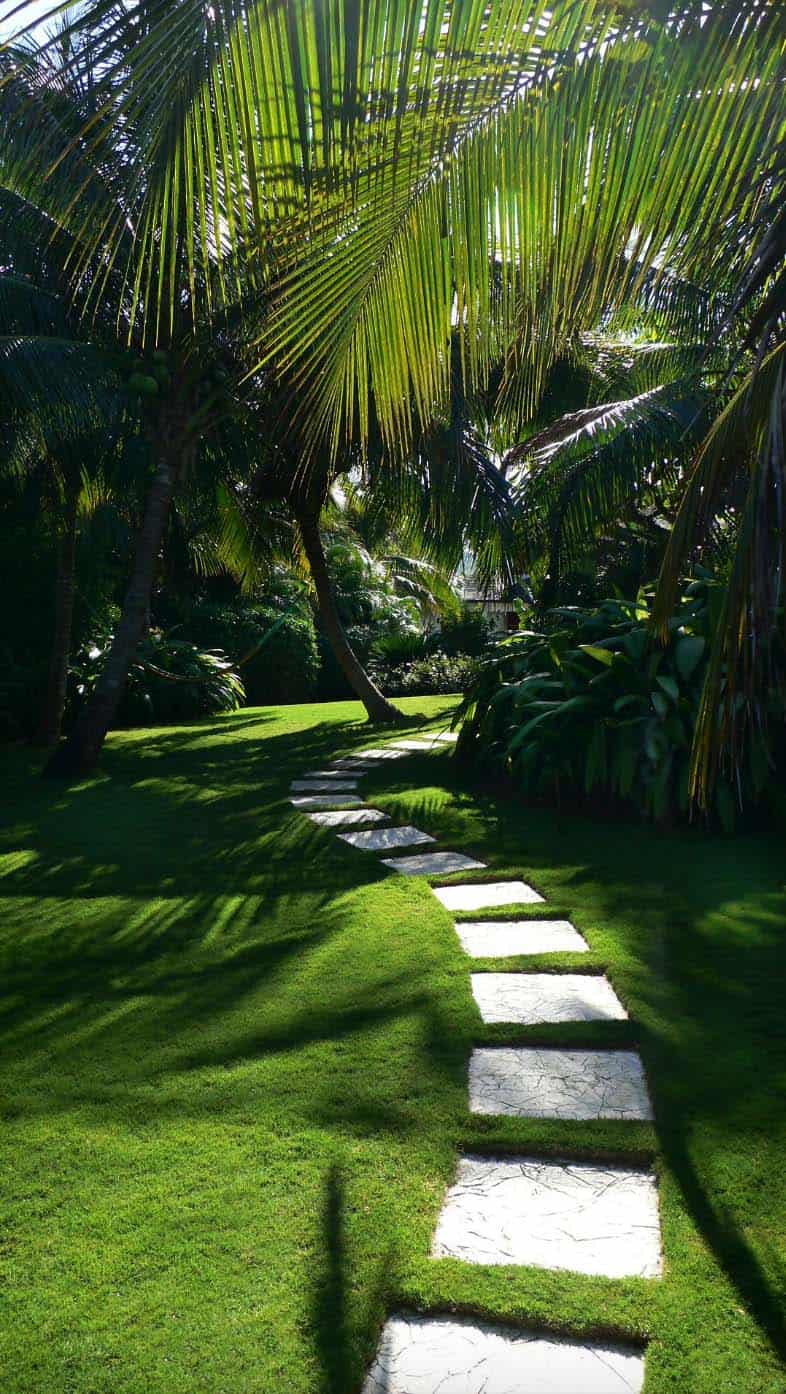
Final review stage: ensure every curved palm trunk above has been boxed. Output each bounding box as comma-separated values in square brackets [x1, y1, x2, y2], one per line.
[296, 506, 402, 724]
[36, 476, 79, 747]
[44, 447, 181, 778]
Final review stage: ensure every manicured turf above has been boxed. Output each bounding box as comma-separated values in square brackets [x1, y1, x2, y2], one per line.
[0, 697, 784, 1392]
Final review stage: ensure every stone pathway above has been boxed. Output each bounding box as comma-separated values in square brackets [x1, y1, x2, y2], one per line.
[290, 730, 656, 1393]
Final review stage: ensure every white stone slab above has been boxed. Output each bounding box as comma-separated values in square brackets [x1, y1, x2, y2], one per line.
[338, 825, 435, 852]
[434, 880, 544, 911]
[390, 737, 447, 751]
[290, 795, 364, 810]
[307, 808, 388, 828]
[469, 1047, 654, 1121]
[433, 1154, 662, 1278]
[362, 1313, 645, 1394]
[290, 778, 359, 792]
[327, 758, 378, 771]
[471, 972, 627, 1025]
[302, 768, 369, 779]
[456, 919, 589, 958]
[381, 851, 486, 876]
[358, 746, 409, 760]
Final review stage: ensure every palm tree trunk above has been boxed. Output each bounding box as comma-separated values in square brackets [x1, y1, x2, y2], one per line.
[296, 506, 403, 724]
[44, 445, 181, 777]
[35, 475, 79, 747]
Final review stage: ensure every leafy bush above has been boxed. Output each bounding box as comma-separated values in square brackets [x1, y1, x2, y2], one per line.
[434, 604, 494, 657]
[371, 651, 478, 697]
[364, 609, 490, 698]
[456, 582, 780, 827]
[182, 601, 320, 705]
[69, 631, 245, 727]
[369, 630, 430, 667]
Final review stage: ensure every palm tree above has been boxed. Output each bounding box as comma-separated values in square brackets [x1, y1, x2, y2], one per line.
[653, 152, 786, 803]
[3, 0, 783, 780]
[0, 18, 276, 772]
[0, 257, 127, 744]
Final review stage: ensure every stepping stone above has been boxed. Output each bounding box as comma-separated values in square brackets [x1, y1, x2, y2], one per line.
[290, 795, 364, 810]
[381, 851, 486, 877]
[302, 768, 369, 779]
[362, 1313, 645, 1394]
[471, 972, 627, 1024]
[391, 737, 448, 751]
[432, 1154, 662, 1278]
[434, 880, 543, 911]
[290, 778, 359, 792]
[307, 809, 389, 828]
[327, 758, 378, 771]
[358, 747, 409, 760]
[338, 825, 435, 852]
[469, 1047, 653, 1121]
[456, 918, 589, 957]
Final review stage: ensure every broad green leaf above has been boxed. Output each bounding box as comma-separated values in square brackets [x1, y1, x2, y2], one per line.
[579, 643, 615, 666]
[674, 634, 706, 681]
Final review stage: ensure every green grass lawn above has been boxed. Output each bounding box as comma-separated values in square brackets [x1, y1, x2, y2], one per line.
[1, 696, 784, 1393]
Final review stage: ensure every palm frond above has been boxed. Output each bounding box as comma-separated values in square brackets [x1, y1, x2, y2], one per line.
[261, 3, 783, 452]
[508, 381, 709, 584]
[654, 343, 786, 805]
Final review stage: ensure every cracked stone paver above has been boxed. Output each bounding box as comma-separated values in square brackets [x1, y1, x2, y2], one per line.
[432, 1154, 662, 1278]
[471, 972, 627, 1024]
[290, 778, 360, 792]
[362, 1313, 645, 1393]
[469, 1047, 654, 1121]
[434, 880, 544, 911]
[290, 794, 365, 810]
[382, 851, 487, 876]
[306, 808, 389, 828]
[456, 919, 589, 957]
[338, 825, 436, 852]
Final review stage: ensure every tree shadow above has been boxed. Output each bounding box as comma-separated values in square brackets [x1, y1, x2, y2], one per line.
[313, 1162, 394, 1394]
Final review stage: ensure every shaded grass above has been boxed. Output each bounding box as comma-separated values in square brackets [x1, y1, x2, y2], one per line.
[0, 695, 784, 1392]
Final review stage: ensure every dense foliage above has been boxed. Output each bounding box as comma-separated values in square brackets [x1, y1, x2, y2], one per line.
[366, 605, 491, 695]
[0, 0, 784, 795]
[181, 601, 320, 707]
[370, 651, 479, 697]
[70, 631, 245, 726]
[456, 581, 784, 827]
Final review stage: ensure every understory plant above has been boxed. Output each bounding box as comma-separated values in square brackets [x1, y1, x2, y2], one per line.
[69, 631, 245, 728]
[182, 601, 320, 706]
[456, 579, 782, 827]
[370, 651, 479, 697]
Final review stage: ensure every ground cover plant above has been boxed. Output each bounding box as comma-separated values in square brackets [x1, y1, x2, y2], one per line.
[0, 698, 784, 1393]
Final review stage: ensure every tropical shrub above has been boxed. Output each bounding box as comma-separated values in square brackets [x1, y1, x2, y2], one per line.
[182, 601, 320, 706]
[435, 605, 494, 657]
[456, 581, 782, 827]
[69, 631, 245, 727]
[369, 631, 430, 669]
[365, 608, 491, 695]
[371, 651, 479, 697]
